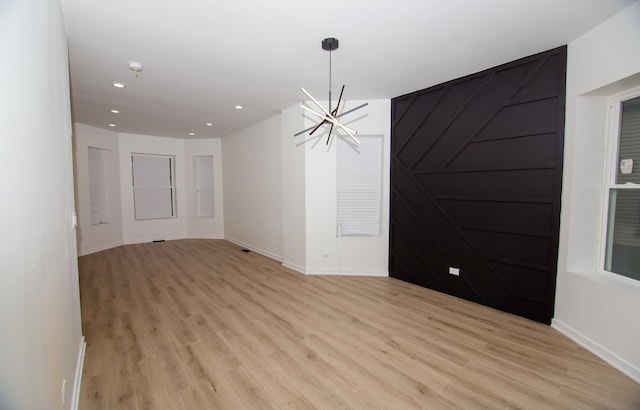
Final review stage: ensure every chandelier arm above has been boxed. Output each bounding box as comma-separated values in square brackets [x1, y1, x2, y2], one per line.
[335, 123, 360, 145]
[299, 104, 360, 144]
[300, 104, 358, 134]
[293, 102, 368, 137]
[326, 123, 335, 145]
[327, 85, 343, 144]
[335, 102, 368, 119]
[301, 88, 334, 119]
[294, 123, 320, 137]
[332, 85, 345, 117]
[300, 104, 328, 120]
[331, 119, 358, 136]
[293, 109, 360, 145]
[309, 119, 328, 136]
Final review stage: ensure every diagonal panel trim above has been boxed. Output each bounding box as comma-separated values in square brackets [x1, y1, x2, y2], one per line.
[443, 56, 551, 167]
[409, 75, 495, 170]
[392, 158, 534, 314]
[390, 46, 566, 324]
[393, 86, 448, 160]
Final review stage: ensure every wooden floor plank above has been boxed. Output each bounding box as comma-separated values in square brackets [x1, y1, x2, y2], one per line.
[79, 239, 640, 409]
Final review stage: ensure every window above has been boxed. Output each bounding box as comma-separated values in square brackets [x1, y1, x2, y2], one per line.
[337, 136, 383, 236]
[131, 154, 176, 220]
[88, 147, 109, 225]
[603, 93, 640, 281]
[194, 155, 214, 218]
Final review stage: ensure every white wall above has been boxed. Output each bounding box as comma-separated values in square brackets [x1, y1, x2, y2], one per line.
[118, 133, 188, 244]
[281, 105, 307, 271]
[554, 1, 640, 382]
[302, 99, 391, 276]
[0, 0, 84, 408]
[73, 123, 123, 255]
[72, 128, 225, 252]
[222, 115, 283, 260]
[222, 99, 390, 276]
[185, 138, 225, 238]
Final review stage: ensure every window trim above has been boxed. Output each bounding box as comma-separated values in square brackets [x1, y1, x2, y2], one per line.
[336, 135, 383, 237]
[88, 146, 109, 225]
[193, 155, 215, 218]
[131, 153, 176, 220]
[599, 86, 640, 281]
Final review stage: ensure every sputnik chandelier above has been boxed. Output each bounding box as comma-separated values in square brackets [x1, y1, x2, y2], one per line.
[295, 38, 368, 145]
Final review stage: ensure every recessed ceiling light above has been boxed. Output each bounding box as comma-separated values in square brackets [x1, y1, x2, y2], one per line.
[111, 109, 120, 114]
[235, 105, 243, 110]
[205, 123, 213, 126]
[108, 123, 116, 127]
[189, 132, 195, 136]
[112, 82, 125, 88]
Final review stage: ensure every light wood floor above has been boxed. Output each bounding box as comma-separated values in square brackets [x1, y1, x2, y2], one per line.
[78, 239, 639, 409]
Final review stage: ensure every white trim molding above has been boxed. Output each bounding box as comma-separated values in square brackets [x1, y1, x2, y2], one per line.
[187, 234, 225, 240]
[224, 236, 284, 263]
[78, 235, 227, 256]
[70, 336, 86, 410]
[281, 261, 306, 275]
[304, 268, 388, 277]
[77, 241, 124, 257]
[122, 235, 188, 246]
[552, 319, 640, 383]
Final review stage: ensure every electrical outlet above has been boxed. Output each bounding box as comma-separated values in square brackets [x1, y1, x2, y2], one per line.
[61, 379, 66, 405]
[448, 267, 460, 276]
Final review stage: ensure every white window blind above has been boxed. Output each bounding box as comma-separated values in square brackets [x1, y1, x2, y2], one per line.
[194, 155, 215, 218]
[88, 147, 108, 225]
[337, 136, 383, 236]
[132, 154, 175, 220]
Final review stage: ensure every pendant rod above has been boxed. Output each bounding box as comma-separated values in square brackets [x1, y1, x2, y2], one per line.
[322, 37, 339, 114]
[329, 49, 332, 114]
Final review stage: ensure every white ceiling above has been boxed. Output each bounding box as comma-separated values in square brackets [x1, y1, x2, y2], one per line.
[62, 0, 636, 139]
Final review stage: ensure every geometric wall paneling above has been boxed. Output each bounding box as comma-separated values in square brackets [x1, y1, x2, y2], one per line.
[390, 46, 566, 324]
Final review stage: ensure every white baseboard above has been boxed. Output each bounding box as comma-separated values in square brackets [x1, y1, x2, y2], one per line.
[77, 241, 124, 256]
[188, 234, 225, 240]
[123, 235, 187, 246]
[280, 262, 388, 277]
[77, 235, 228, 256]
[70, 336, 86, 410]
[282, 260, 306, 274]
[551, 319, 640, 383]
[224, 236, 283, 262]
[304, 268, 388, 277]
[77, 237, 388, 279]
